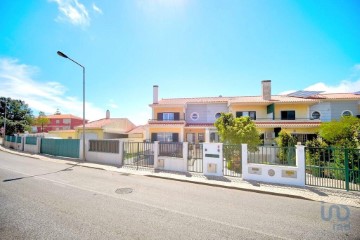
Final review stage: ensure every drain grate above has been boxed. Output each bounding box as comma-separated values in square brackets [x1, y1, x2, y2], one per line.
[115, 188, 133, 194]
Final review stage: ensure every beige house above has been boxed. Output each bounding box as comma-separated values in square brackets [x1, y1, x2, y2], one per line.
[50, 110, 139, 140]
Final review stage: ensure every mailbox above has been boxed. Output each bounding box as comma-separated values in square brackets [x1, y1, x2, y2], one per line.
[203, 143, 223, 176]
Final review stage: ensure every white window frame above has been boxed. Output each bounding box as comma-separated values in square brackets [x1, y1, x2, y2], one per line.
[163, 113, 174, 121]
[190, 112, 199, 121]
[63, 119, 71, 124]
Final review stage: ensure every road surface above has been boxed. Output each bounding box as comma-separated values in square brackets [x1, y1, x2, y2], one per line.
[0, 151, 359, 239]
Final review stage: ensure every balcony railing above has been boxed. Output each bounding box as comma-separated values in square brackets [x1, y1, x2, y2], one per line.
[148, 119, 186, 123]
[253, 118, 321, 122]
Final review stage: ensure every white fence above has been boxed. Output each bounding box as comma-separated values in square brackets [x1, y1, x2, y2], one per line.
[3, 137, 307, 186]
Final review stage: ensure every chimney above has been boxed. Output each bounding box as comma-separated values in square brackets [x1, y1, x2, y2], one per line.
[153, 85, 159, 104]
[262, 80, 271, 100]
[106, 110, 110, 119]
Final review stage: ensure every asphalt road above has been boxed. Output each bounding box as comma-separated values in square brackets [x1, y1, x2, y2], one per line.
[0, 151, 359, 240]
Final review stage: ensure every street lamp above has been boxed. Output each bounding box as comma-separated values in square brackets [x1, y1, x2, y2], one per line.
[57, 51, 86, 161]
[2, 101, 6, 142]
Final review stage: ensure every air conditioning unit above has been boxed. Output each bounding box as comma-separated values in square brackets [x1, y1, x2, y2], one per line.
[265, 132, 275, 139]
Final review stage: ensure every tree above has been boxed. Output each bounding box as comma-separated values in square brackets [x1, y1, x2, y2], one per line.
[318, 116, 360, 148]
[214, 113, 261, 151]
[0, 97, 34, 135]
[306, 117, 360, 182]
[215, 113, 261, 173]
[275, 130, 297, 165]
[35, 111, 50, 132]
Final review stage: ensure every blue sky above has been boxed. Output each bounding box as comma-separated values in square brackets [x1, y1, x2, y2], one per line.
[0, 0, 359, 125]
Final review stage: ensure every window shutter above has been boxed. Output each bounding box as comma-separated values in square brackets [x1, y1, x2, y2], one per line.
[157, 113, 163, 120]
[236, 112, 243, 118]
[172, 133, 179, 142]
[174, 112, 180, 120]
[151, 133, 157, 142]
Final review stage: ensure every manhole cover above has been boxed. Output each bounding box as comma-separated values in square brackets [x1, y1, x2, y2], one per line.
[115, 188, 133, 194]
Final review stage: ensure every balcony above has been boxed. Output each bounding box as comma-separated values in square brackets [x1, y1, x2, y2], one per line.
[148, 119, 186, 124]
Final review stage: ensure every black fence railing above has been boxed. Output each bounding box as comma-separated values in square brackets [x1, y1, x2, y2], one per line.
[188, 144, 203, 173]
[223, 144, 242, 177]
[123, 142, 155, 169]
[89, 140, 119, 153]
[159, 142, 183, 158]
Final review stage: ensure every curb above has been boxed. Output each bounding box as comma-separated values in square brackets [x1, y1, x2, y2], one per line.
[144, 174, 313, 201]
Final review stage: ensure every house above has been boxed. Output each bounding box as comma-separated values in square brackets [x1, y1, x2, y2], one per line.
[35, 110, 87, 133]
[146, 81, 360, 144]
[75, 110, 136, 140]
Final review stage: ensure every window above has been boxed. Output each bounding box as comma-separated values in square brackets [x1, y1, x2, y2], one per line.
[281, 111, 295, 120]
[63, 119, 71, 124]
[198, 133, 205, 143]
[56, 120, 60, 124]
[163, 113, 174, 121]
[151, 132, 179, 142]
[210, 132, 220, 143]
[215, 112, 221, 119]
[236, 111, 256, 120]
[157, 112, 180, 121]
[342, 110, 353, 117]
[311, 111, 321, 119]
[191, 112, 199, 121]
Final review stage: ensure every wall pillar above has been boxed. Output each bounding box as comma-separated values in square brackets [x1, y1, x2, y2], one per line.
[296, 144, 305, 186]
[153, 141, 159, 169]
[241, 144, 249, 179]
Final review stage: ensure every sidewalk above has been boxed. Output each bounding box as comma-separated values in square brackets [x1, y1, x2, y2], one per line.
[1, 145, 359, 208]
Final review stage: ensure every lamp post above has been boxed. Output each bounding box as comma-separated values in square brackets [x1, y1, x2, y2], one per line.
[57, 51, 86, 161]
[2, 101, 6, 142]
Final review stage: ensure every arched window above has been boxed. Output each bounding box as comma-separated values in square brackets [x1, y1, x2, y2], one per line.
[342, 110, 353, 117]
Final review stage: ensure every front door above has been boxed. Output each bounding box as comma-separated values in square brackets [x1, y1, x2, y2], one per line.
[186, 133, 195, 143]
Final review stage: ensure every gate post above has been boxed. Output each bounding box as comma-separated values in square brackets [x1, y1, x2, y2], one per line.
[153, 141, 159, 169]
[296, 144, 305, 186]
[344, 148, 349, 191]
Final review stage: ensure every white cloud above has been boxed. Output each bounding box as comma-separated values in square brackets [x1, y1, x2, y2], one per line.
[279, 64, 360, 95]
[305, 65, 360, 93]
[0, 58, 104, 121]
[304, 80, 360, 93]
[50, 0, 90, 27]
[92, 3, 103, 14]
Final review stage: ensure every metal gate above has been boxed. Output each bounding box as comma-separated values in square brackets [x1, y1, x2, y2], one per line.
[188, 144, 203, 173]
[40, 138, 80, 158]
[305, 147, 360, 191]
[122, 142, 154, 169]
[223, 144, 242, 177]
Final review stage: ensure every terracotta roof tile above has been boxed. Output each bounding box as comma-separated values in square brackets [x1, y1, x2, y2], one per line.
[79, 118, 133, 129]
[151, 93, 360, 106]
[47, 114, 84, 120]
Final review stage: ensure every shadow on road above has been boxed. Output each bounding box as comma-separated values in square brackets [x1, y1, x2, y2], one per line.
[2, 162, 81, 182]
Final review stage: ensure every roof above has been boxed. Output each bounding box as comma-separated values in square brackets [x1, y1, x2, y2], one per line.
[79, 118, 133, 128]
[47, 114, 83, 120]
[127, 125, 146, 134]
[153, 96, 234, 105]
[308, 93, 360, 100]
[151, 93, 360, 106]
